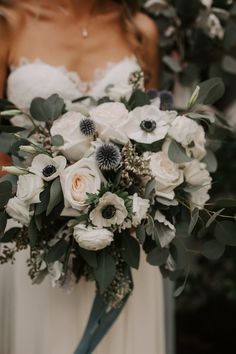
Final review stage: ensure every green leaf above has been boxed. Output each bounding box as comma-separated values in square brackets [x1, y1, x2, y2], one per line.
[135, 139, 163, 153]
[216, 199, 236, 207]
[45, 239, 69, 263]
[46, 178, 63, 216]
[144, 178, 156, 199]
[168, 140, 191, 163]
[191, 77, 225, 108]
[79, 248, 98, 268]
[128, 90, 150, 110]
[215, 221, 236, 246]
[154, 221, 175, 248]
[35, 186, 50, 215]
[186, 112, 215, 124]
[146, 247, 169, 266]
[0, 125, 25, 133]
[202, 150, 217, 173]
[222, 55, 236, 75]
[136, 224, 146, 244]
[0, 211, 7, 234]
[163, 56, 182, 73]
[188, 208, 199, 234]
[0, 227, 21, 243]
[202, 240, 225, 260]
[30, 94, 64, 122]
[0, 181, 12, 208]
[94, 250, 116, 294]
[28, 218, 40, 247]
[121, 233, 140, 269]
[206, 209, 225, 228]
[51, 135, 64, 147]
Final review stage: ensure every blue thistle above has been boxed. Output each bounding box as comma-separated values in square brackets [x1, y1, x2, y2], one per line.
[80, 118, 96, 136]
[159, 90, 174, 111]
[96, 143, 121, 170]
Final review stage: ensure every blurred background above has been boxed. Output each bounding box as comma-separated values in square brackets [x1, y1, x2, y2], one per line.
[143, 0, 236, 353]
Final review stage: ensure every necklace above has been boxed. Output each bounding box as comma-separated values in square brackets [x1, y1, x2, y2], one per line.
[80, 26, 89, 39]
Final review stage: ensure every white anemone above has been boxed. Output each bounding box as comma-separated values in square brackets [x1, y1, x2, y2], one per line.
[29, 154, 67, 181]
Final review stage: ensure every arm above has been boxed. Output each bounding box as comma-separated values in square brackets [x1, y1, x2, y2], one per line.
[134, 13, 160, 89]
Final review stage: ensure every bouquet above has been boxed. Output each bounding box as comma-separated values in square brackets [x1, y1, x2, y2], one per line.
[1, 71, 235, 353]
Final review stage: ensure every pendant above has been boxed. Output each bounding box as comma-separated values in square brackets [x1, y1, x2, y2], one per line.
[81, 27, 89, 39]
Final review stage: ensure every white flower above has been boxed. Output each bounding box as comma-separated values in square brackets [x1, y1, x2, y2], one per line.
[149, 151, 183, 200]
[168, 115, 206, 160]
[6, 197, 33, 226]
[207, 14, 224, 39]
[50, 112, 93, 161]
[60, 157, 102, 213]
[184, 160, 212, 208]
[73, 224, 114, 251]
[124, 105, 176, 144]
[200, 0, 213, 8]
[90, 102, 129, 145]
[131, 193, 150, 227]
[5, 219, 23, 232]
[17, 174, 44, 204]
[154, 211, 176, 247]
[1, 166, 27, 175]
[89, 192, 128, 228]
[29, 154, 67, 181]
[48, 261, 63, 287]
[108, 83, 133, 101]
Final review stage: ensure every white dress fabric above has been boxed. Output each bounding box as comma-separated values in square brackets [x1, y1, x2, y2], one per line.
[0, 56, 166, 354]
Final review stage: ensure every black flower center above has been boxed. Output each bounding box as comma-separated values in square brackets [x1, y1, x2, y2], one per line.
[140, 119, 156, 133]
[42, 165, 56, 177]
[101, 204, 116, 219]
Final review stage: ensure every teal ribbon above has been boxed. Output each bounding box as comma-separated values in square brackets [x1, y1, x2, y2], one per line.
[74, 267, 132, 354]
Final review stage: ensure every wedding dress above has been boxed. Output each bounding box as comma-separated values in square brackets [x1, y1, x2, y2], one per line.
[0, 56, 166, 354]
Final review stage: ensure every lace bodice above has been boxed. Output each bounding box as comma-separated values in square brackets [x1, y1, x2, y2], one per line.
[7, 56, 140, 110]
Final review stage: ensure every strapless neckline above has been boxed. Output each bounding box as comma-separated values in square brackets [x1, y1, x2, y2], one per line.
[9, 56, 138, 95]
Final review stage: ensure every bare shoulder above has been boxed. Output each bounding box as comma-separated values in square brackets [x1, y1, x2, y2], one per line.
[134, 12, 159, 44]
[0, 2, 24, 38]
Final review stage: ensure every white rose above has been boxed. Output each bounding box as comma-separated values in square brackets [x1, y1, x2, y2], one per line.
[6, 197, 33, 226]
[184, 160, 212, 208]
[89, 192, 128, 228]
[108, 83, 133, 101]
[132, 193, 150, 227]
[73, 224, 114, 251]
[90, 102, 129, 145]
[29, 154, 67, 181]
[50, 112, 93, 161]
[17, 174, 44, 204]
[149, 151, 183, 200]
[60, 157, 102, 213]
[168, 115, 206, 160]
[124, 105, 176, 144]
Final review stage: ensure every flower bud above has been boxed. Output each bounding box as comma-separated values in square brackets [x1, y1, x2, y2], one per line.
[1, 166, 28, 175]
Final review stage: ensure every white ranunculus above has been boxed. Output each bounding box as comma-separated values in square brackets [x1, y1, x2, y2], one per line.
[29, 154, 67, 182]
[108, 83, 133, 101]
[124, 105, 176, 144]
[17, 174, 44, 204]
[149, 151, 183, 200]
[184, 160, 212, 208]
[154, 210, 176, 248]
[60, 157, 102, 213]
[89, 192, 128, 228]
[73, 224, 114, 251]
[6, 197, 33, 226]
[50, 112, 93, 161]
[89, 102, 129, 145]
[131, 193, 150, 227]
[168, 115, 206, 160]
[200, 0, 213, 8]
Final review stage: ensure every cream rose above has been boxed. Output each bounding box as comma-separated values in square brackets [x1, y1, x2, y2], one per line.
[89, 192, 128, 228]
[60, 157, 102, 214]
[89, 102, 129, 145]
[168, 115, 206, 160]
[50, 112, 93, 161]
[149, 151, 183, 200]
[132, 193, 150, 227]
[73, 224, 114, 251]
[124, 105, 176, 144]
[17, 174, 44, 204]
[6, 197, 33, 226]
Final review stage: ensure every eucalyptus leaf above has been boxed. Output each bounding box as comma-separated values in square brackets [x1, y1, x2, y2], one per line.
[46, 178, 63, 216]
[121, 233, 140, 269]
[222, 55, 236, 75]
[0, 181, 12, 208]
[45, 239, 69, 263]
[146, 247, 169, 266]
[136, 224, 146, 244]
[0, 125, 25, 133]
[168, 140, 191, 163]
[188, 208, 199, 234]
[154, 221, 176, 248]
[35, 186, 50, 215]
[163, 56, 182, 73]
[144, 178, 156, 199]
[216, 199, 236, 207]
[186, 112, 215, 124]
[30, 94, 64, 122]
[202, 150, 217, 173]
[191, 77, 225, 108]
[215, 221, 236, 246]
[94, 250, 116, 293]
[206, 209, 225, 228]
[28, 218, 40, 248]
[0, 212, 7, 234]
[202, 240, 225, 260]
[51, 135, 64, 147]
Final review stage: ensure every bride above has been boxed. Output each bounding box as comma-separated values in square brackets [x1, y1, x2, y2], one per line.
[0, 1, 166, 353]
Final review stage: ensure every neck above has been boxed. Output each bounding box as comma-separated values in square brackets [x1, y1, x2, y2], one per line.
[37, 0, 104, 17]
